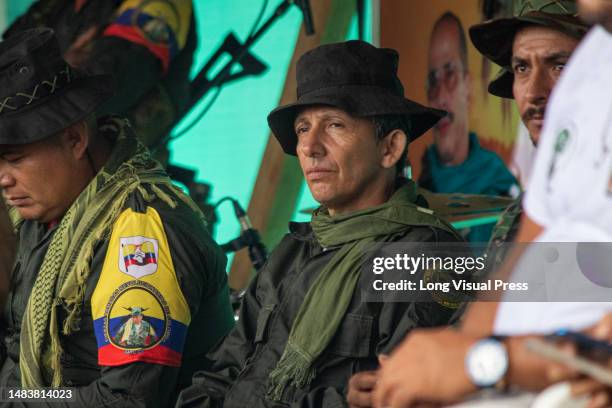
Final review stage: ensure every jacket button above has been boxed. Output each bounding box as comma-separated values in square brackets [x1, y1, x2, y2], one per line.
[19, 66, 29, 75]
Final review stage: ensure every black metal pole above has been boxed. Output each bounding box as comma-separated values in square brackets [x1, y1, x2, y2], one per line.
[183, 0, 293, 118]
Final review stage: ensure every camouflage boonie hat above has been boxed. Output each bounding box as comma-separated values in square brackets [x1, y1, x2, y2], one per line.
[126, 307, 145, 316]
[469, 0, 588, 99]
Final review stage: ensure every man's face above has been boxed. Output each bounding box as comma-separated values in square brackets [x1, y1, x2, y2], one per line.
[578, 0, 612, 31]
[427, 19, 471, 162]
[132, 315, 143, 324]
[512, 26, 579, 145]
[0, 133, 86, 223]
[295, 106, 389, 214]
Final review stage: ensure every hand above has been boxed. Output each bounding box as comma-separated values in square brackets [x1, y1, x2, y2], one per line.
[568, 379, 611, 408]
[372, 327, 478, 408]
[347, 370, 378, 408]
[589, 313, 612, 341]
[560, 314, 612, 408]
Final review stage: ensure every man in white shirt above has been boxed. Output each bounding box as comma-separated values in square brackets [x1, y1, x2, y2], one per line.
[362, 1, 612, 407]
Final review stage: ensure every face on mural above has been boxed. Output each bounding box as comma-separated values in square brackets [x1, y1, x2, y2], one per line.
[427, 17, 471, 164]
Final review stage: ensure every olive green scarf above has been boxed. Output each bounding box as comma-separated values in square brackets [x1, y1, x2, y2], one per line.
[16, 118, 203, 388]
[267, 180, 460, 400]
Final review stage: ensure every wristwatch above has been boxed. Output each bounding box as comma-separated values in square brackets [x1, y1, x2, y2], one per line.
[465, 336, 509, 389]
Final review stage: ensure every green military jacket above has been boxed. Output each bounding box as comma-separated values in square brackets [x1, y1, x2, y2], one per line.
[482, 195, 524, 277]
[0, 151, 234, 407]
[176, 221, 464, 408]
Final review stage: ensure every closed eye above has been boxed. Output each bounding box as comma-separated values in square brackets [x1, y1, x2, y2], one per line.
[2, 154, 24, 164]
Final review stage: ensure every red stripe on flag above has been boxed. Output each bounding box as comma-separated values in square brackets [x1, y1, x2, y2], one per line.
[103, 24, 170, 73]
[98, 344, 182, 367]
[123, 256, 157, 267]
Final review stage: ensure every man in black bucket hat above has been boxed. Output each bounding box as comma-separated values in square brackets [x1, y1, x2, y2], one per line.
[268, 40, 446, 155]
[0, 28, 234, 406]
[176, 40, 466, 408]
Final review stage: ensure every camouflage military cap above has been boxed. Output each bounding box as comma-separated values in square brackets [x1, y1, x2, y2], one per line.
[124, 306, 145, 316]
[469, 0, 589, 99]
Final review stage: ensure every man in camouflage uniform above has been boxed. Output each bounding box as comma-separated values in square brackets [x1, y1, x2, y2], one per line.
[472, 0, 589, 274]
[113, 307, 159, 348]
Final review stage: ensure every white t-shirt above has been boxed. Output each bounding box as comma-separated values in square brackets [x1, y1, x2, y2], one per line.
[495, 26, 612, 335]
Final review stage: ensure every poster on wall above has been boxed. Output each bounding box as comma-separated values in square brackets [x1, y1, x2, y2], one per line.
[381, 0, 534, 189]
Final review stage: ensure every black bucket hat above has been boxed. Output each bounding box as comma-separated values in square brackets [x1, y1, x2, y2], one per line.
[0, 28, 113, 145]
[469, 0, 588, 98]
[267, 40, 446, 155]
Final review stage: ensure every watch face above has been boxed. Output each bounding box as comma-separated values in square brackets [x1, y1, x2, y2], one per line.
[466, 339, 509, 388]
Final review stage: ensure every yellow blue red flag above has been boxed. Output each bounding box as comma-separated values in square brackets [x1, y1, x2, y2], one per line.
[103, 0, 193, 72]
[91, 207, 191, 367]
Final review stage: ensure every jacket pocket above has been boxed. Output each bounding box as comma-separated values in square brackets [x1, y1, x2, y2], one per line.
[229, 304, 277, 402]
[327, 313, 374, 358]
[239, 304, 276, 372]
[254, 304, 276, 343]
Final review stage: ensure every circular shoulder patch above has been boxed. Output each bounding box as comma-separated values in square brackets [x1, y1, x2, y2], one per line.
[423, 267, 463, 309]
[104, 280, 171, 351]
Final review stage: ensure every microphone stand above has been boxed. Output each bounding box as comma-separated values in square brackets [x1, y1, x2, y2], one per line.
[220, 228, 267, 272]
[217, 197, 269, 312]
[159, 0, 315, 209]
[161, 0, 313, 145]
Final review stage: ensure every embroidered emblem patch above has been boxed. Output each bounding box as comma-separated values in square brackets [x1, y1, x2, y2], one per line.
[423, 268, 463, 309]
[105, 281, 170, 350]
[95, 280, 187, 366]
[547, 129, 570, 179]
[546, 126, 577, 192]
[119, 236, 159, 278]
